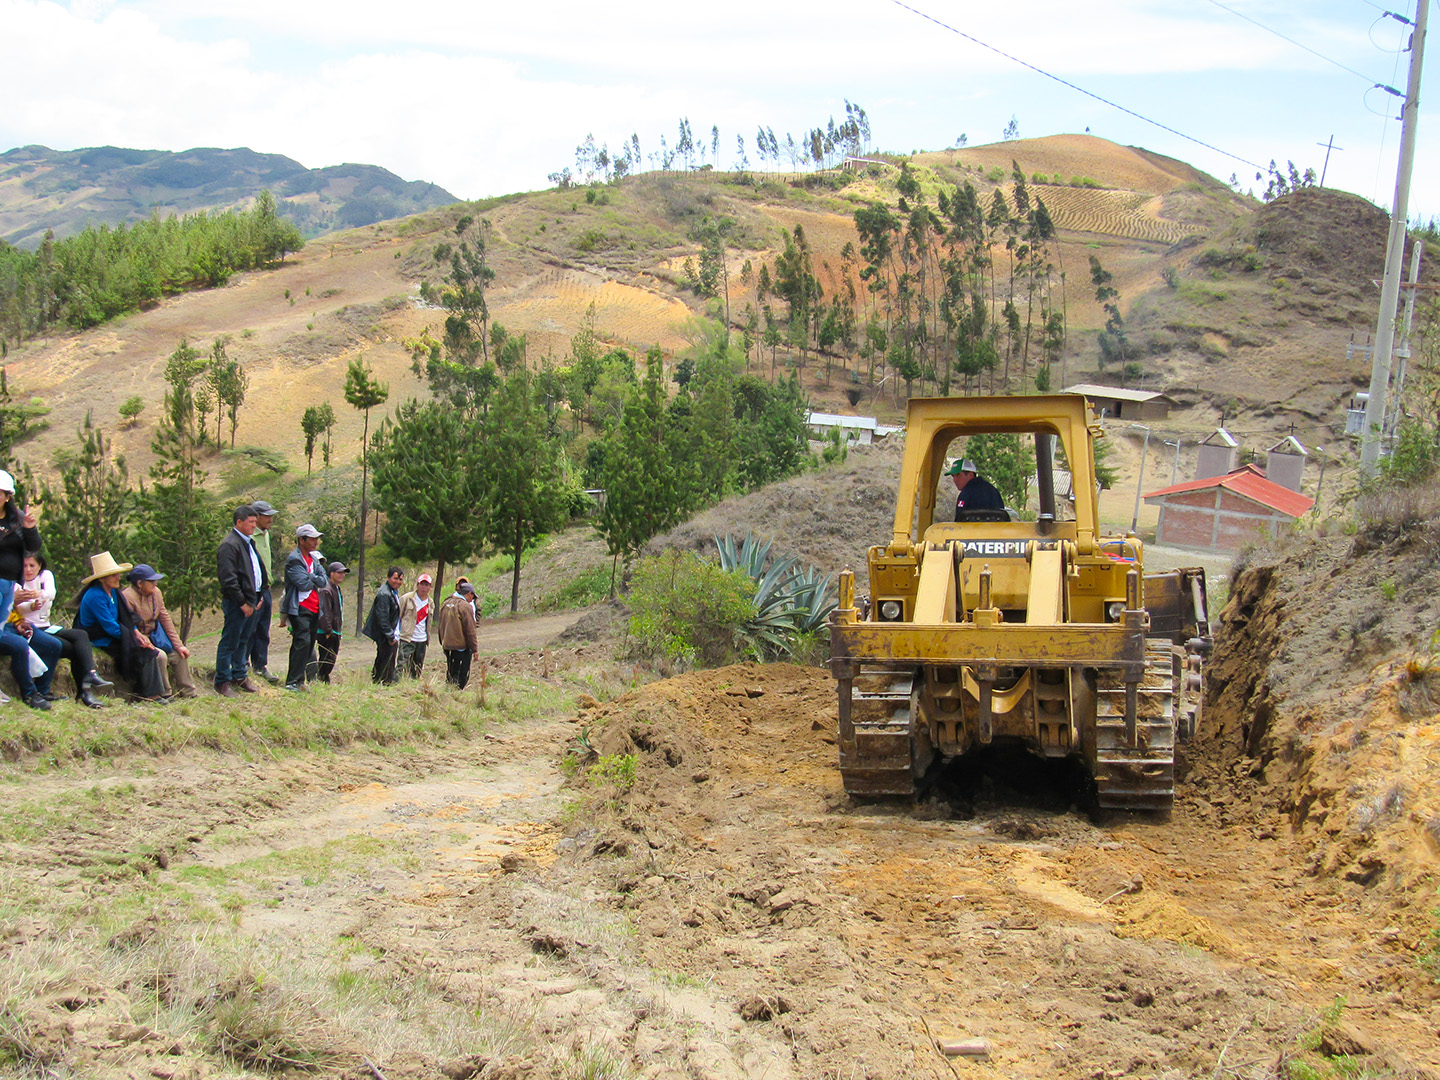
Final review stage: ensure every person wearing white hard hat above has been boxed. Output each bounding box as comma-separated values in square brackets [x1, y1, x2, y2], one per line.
[0, 469, 38, 585]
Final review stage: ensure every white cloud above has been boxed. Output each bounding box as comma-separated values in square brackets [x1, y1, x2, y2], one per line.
[2, 0, 1434, 215]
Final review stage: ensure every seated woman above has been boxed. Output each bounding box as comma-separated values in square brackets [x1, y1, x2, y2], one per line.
[0, 575, 61, 710]
[15, 553, 110, 708]
[121, 565, 198, 699]
[74, 552, 167, 703]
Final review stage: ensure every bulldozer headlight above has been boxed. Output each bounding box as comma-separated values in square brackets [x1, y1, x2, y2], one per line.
[879, 600, 902, 620]
[1106, 601, 1125, 621]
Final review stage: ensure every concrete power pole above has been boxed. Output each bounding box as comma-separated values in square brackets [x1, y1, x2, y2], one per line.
[1361, 0, 1429, 475]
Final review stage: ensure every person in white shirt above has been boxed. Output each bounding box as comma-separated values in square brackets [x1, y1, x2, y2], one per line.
[15, 553, 110, 708]
[397, 573, 435, 678]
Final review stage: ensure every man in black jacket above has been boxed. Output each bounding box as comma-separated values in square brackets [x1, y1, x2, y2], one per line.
[315, 561, 348, 684]
[362, 566, 403, 685]
[215, 504, 268, 697]
[947, 457, 1006, 517]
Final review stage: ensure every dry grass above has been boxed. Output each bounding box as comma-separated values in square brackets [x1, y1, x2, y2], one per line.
[0, 912, 543, 1075]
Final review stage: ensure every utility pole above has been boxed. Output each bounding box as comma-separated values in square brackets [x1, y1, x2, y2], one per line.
[1164, 438, 1182, 485]
[1129, 423, 1151, 534]
[1387, 240, 1425, 441]
[1315, 136, 1343, 188]
[1361, 0, 1429, 475]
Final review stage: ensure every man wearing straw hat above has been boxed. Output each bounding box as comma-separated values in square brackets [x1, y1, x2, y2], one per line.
[215, 504, 268, 698]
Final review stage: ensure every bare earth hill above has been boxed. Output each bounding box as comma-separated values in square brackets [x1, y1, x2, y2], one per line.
[0, 135, 1407, 515]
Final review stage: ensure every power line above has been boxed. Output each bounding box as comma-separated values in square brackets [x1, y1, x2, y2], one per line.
[889, 0, 1267, 171]
[1199, 0, 1387, 84]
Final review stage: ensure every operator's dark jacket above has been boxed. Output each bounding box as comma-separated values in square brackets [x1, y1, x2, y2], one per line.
[955, 474, 1005, 514]
[362, 582, 401, 642]
[217, 529, 268, 607]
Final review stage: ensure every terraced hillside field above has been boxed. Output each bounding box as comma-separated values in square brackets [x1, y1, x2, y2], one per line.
[1033, 184, 1207, 245]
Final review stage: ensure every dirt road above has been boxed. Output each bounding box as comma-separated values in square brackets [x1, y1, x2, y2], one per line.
[5, 659, 1435, 1080]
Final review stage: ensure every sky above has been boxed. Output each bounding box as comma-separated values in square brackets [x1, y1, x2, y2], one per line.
[5, 0, 1438, 221]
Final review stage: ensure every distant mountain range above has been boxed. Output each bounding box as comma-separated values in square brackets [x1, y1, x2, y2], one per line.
[0, 145, 460, 248]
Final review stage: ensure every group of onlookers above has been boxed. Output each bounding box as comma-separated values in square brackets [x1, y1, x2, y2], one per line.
[0, 478, 489, 707]
[361, 567, 483, 689]
[215, 502, 348, 695]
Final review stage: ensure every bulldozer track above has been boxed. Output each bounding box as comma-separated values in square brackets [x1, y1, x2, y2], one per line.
[1093, 639, 1178, 812]
[839, 667, 922, 797]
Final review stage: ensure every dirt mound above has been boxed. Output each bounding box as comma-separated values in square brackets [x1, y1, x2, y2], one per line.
[563, 661, 1440, 1077]
[646, 438, 903, 576]
[1196, 505, 1440, 969]
[1250, 187, 1399, 282]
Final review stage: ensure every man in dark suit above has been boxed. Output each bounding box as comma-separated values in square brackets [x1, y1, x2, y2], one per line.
[362, 566, 403, 685]
[215, 504, 268, 697]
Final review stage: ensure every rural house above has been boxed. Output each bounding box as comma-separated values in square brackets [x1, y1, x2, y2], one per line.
[1142, 464, 1315, 552]
[1062, 384, 1177, 422]
[805, 412, 900, 445]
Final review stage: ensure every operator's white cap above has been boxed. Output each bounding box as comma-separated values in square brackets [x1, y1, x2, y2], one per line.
[0, 470, 15, 494]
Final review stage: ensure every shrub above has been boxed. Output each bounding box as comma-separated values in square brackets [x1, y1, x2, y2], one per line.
[628, 550, 755, 667]
[575, 228, 607, 253]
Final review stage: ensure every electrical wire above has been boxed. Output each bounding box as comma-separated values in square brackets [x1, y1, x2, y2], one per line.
[1199, 0, 1386, 84]
[1370, 1, 1411, 204]
[889, 0, 1268, 171]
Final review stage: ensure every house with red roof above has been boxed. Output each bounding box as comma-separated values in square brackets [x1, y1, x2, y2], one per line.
[1142, 464, 1315, 552]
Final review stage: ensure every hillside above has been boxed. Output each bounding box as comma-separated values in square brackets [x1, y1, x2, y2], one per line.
[0, 134, 1407, 516]
[0, 144, 458, 247]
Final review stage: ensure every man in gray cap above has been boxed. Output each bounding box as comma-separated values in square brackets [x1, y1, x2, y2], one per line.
[248, 499, 279, 683]
[280, 523, 328, 691]
[315, 560, 348, 684]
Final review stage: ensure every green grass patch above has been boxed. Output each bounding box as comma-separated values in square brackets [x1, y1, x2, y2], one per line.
[0, 674, 572, 767]
[225, 834, 406, 887]
[537, 566, 611, 612]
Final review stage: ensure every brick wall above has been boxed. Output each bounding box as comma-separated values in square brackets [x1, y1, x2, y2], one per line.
[1152, 488, 1293, 552]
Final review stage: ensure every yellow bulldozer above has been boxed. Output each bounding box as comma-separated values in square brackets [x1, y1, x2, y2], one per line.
[829, 394, 1210, 811]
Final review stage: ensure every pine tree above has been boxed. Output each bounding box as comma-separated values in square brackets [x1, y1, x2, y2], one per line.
[134, 339, 222, 638]
[301, 406, 326, 475]
[479, 368, 570, 612]
[595, 349, 690, 593]
[369, 400, 486, 595]
[344, 356, 389, 632]
[40, 411, 131, 590]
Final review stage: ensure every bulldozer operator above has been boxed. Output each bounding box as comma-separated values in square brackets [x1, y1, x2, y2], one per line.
[946, 458, 1005, 516]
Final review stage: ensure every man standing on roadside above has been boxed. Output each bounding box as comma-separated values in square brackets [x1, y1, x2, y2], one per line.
[435, 581, 479, 689]
[397, 572, 434, 679]
[280, 524, 328, 692]
[362, 566, 403, 684]
[315, 561, 348, 684]
[215, 504, 267, 697]
[248, 500, 280, 683]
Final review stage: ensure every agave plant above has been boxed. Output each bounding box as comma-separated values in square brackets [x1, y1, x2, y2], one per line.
[786, 565, 837, 635]
[714, 533, 833, 659]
